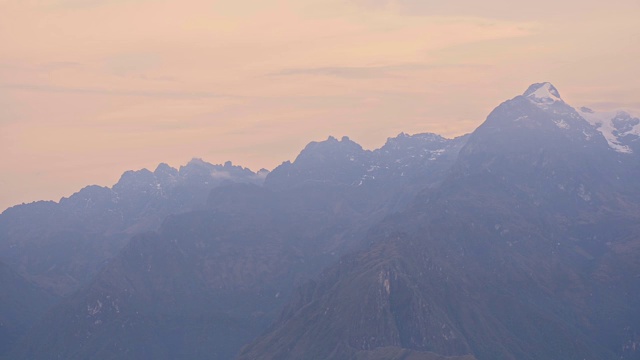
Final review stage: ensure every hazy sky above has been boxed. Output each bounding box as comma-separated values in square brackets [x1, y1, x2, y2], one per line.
[1, 0, 639, 211]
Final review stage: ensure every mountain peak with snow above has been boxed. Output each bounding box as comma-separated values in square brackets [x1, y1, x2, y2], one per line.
[517, 82, 640, 153]
[577, 107, 640, 154]
[523, 82, 563, 105]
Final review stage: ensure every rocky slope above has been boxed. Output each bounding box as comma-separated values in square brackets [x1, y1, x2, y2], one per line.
[0, 261, 54, 357]
[238, 83, 640, 360]
[8, 133, 465, 359]
[4, 82, 640, 360]
[0, 160, 266, 297]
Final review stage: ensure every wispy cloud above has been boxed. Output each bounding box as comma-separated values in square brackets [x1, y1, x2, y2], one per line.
[39, 61, 84, 71]
[349, 0, 581, 20]
[272, 63, 486, 79]
[585, 101, 640, 113]
[209, 170, 232, 180]
[0, 61, 83, 72]
[102, 52, 161, 76]
[0, 83, 238, 99]
[48, 0, 151, 10]
[273, 66, 396, 79]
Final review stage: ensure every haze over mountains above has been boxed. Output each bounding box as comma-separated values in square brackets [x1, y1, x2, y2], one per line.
[1, 83, 639, 359]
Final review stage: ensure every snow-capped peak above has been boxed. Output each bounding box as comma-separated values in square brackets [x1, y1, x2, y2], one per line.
[577, 107, 640, 154]
[523, 82, 563, 106]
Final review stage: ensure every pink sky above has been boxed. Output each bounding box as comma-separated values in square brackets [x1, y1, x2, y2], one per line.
[1, 0, 639, 211]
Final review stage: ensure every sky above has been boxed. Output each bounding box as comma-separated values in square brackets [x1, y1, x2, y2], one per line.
[1, 0, 639, 211]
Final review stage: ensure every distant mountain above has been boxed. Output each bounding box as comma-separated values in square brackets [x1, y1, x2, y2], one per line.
[266, 133, 468, 212]
[238, 83, 640, 360]
[4, 82, 640, 360]
[9, 133, 465, 359]
[577, 106, 640, 154]
[267, 133, 467, 189]
[0, 160, 266, 297]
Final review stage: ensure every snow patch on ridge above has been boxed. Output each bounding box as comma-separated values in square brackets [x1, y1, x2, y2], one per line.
[577, 107, 640, 153]
[553, 119, 570, 129]
[524, 82, 563, 106]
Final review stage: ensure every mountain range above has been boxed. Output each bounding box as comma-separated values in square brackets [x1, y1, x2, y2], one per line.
[1, 82, 639, 359]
